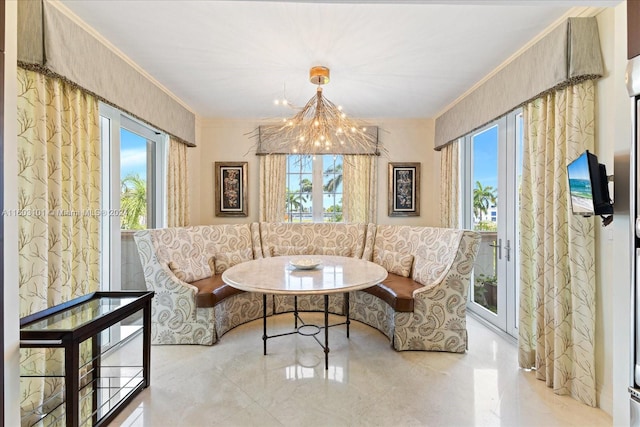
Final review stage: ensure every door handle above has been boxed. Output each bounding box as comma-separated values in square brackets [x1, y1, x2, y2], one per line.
[489, 238, 502, 260]
[504, 239, 511, 262]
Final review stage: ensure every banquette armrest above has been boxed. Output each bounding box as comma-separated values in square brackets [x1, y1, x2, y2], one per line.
[134, 231, 202, 321]
[134, 225, 256, 318]
[412, 230, 480, 290]
[365, 226, 480, 315]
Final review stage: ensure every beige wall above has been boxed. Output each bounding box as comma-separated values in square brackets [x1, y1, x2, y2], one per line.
[188, 117, 440, 227]
[594, 5, 619, 416]
[596, 2, 631, 424]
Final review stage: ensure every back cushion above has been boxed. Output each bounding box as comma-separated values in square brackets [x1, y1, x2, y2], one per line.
[260, 222, 366, 258]
[374, 225, 463, 286]
[151, 224, 255, 273]
[168, 254, 215, 282]
[214, 248, 254, 274]
[373, 248, 414, 277]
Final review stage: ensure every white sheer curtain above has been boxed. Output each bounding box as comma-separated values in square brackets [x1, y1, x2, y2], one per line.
[167, 136, 190, 227]
[343, 155, 377, 223]
[259, 154, 287, 222]
[439, 141, 459, 228]
[519, 79, 597, 406]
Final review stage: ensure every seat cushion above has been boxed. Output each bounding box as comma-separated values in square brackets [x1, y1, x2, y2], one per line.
[189, 274, 245, 307]
[361, 273, 423, 312]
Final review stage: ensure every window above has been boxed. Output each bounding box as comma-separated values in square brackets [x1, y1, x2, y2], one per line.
[285, 154, 343, 223]
[100, 103, 167, 292]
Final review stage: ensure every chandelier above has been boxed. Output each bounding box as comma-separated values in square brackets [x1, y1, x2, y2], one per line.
[255, 66, 380, 156]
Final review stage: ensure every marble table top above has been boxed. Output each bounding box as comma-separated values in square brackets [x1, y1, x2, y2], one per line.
[222, 255, 388, 295]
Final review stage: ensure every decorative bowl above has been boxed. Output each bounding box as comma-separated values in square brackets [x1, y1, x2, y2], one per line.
[289, 258, 322, 270]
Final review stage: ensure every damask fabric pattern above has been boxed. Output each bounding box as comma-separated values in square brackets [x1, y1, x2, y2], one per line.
[134, 224, 258, 345]
[259, 154, 286, 222]
[260, 222, 367, 259]
[349, 290, 395, 340]
[370, 225, 479, 351]
[260, 222, 368, 314]
[214, 293, 272, 338]
[361, 223, 377, 261]
[374, 225, 463, 287]
[439, 141, 459, 228]
[168, 255, 214, 282]
[250, 222, 264, 259]
[394, 232, 480, 351]
[343, 154, 377, 223]
[519, 80, 597, 407]
[167, 136, 190, 227]
[17, 68, 101, 424]
[213, 248, 253, 274]
[373, 248, 414, 277]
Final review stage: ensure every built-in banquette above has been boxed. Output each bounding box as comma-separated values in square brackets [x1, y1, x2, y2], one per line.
[134, 222, 480, 352]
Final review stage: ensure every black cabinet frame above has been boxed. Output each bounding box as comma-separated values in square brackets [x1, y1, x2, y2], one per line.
[20, 291, 154, 427]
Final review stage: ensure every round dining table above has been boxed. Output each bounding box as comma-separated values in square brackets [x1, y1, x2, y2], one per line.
[222, 255, 388, 369]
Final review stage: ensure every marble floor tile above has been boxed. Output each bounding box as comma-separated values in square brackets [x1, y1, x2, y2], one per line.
[110, 313, 612, 427]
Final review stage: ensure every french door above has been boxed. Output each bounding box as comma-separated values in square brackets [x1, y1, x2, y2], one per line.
[462, 110, 522, 337]
[99, 103, 167, 293]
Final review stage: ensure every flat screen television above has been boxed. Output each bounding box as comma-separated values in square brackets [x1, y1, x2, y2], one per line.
[567, 150, 613, 219]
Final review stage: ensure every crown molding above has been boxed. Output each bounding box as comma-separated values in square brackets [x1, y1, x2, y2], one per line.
[46, 0, 195, 115]
[435, 6, 605, 119]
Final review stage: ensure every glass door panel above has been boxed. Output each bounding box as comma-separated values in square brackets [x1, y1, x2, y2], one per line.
[469, 125, 503, 326]
[120, 128, 153, 293]
[464, 110, 521, 337]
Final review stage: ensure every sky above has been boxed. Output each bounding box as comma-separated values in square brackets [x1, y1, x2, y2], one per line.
[473, 125, 498, 190]
[121, 128, 147, 180]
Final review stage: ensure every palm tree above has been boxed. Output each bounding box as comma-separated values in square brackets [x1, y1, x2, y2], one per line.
[473, 181, 497, 222]
[300, 178, 313, 200]
[325, 203, 343, 222]
[323, 164, 343, 193]
[121, 174, 147, 230]
[285, 190, 307, 212]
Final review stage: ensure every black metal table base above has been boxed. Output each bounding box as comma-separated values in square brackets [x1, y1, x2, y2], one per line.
[262, 293, 350, 370]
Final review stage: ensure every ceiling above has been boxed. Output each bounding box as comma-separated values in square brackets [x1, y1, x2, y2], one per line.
[58, 0, 620, 120]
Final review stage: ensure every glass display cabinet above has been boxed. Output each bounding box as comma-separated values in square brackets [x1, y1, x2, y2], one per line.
[19, 291, 154, 427]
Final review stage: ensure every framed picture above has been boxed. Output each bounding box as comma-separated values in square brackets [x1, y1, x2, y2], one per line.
[214, 162, 248, 217]
[388, 162, 420, 217]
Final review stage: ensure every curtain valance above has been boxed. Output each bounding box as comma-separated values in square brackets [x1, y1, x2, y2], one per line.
[18, 0, 196, 147]
[434, 17, 603, 151]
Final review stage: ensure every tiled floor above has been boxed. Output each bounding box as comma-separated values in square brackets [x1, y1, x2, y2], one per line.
[111, 313, 612, 426]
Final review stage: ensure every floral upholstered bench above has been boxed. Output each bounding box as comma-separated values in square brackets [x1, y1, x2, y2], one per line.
[134, 222, 480, 353]
[351, 225, 480, 352]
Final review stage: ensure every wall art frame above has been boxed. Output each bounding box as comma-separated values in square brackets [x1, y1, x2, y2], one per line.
[214, 161, 248, 217]
[388, 162, 420, 217]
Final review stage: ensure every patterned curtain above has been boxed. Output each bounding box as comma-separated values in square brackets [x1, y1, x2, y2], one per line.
[439, 141, 459, 228]
[167, 136, 190, 227]
[259, 154, 286, 222]
[17, 67, 101, 422]
[343, 155, 377, 223]
[518, 79, 597, 406]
